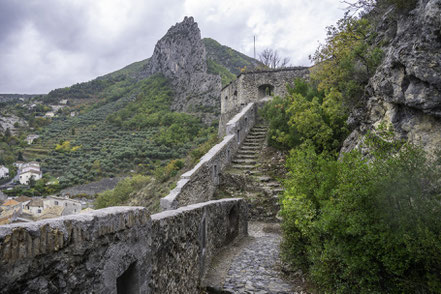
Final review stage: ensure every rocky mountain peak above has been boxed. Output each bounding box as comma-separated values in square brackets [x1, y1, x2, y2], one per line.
[142, 16, 221, 121]
[145, 16, 207, 77]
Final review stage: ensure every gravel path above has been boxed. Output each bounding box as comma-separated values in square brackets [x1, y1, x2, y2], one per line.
[205, 222, 307, 294]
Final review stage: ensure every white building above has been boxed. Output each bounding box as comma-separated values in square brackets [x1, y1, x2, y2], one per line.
[44, 196, 82, 215]
[24, 199, 44, 215]
[19, 170, 42, 185]
[0, 165, 9, 179]
[44, 112, 55, 118]
[26, 134, 40, 144]
[13, 162, 25, 169]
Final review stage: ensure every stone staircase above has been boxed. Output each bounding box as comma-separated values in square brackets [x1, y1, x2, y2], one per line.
[219, 124, 284, 221]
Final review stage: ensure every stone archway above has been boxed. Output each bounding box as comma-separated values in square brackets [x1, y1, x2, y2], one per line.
[258, 84, 275, 99]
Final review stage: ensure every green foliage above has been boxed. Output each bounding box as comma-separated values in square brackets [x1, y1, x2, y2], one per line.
[311, 16, 383, 107]
[203, 38, 260, 75]
[261, 79, 348, 152]
[94, 175, 151, 208]
[281, 139, 441, 293]
[207, 59, 236, 86]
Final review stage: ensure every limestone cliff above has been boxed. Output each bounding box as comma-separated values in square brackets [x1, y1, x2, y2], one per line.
[342, 0, 441, 154]
[142, 16, 222, 122]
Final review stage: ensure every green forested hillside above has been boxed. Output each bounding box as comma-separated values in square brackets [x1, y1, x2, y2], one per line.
[203, 38, 261, 86]
[3, 37, 259, 197]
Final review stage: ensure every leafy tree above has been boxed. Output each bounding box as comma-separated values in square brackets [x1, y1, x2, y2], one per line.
[261, 79, 348, 152]
[311, 16, 383, 108]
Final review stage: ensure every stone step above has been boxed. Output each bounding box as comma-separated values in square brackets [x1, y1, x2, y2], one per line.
[240, 146, 261, 151]
[236, 150, 258, 156]
[235, 154, 258, 159]
[248, 132, 266, 136]
[273, 188, 284, 194]
[245, 135, 265, 139]
[242, 142, 261, 147]
[266, 182, 281, 188]
[232, 159, 257, 164]
[248, 170, 263, 176]
[256, 176, 272, 182]
[244, 138, 265, 142]
[232, 164, 257, 170]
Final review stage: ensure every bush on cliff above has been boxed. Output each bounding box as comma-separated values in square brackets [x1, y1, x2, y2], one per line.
[280, 136, 441, 293]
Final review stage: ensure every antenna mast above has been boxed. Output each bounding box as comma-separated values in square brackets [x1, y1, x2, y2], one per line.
[254, 36, 256, 59]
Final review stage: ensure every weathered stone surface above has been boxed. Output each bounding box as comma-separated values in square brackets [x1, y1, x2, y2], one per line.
[0, 199, 248, 294]
[0, 207, 151, 294]
[219, 67, 310, 136]
[161, 103, 257, 210]
[342, 0, 441, 154]
[151, 198, 248, 294]
[141, 16, 222, 122]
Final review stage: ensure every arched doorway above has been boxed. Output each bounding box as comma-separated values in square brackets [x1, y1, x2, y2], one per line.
[258, 84, 275, 98]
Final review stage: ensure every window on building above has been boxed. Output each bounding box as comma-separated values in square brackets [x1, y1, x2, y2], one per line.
[55, 201, 59, 205]
[37, 209, 41, 213]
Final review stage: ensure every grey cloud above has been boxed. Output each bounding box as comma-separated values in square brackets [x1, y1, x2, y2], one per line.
[0, 0, 345, 94]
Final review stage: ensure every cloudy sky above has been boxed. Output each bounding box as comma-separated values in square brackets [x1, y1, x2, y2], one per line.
[0, 0, 350, 94]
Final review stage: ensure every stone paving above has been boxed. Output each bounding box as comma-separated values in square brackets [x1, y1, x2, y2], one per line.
[205, 223, 308, 294]
[222, 223, 296, 294]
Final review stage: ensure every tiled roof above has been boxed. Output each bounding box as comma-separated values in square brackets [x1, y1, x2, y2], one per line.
[2, 199, 19, 206]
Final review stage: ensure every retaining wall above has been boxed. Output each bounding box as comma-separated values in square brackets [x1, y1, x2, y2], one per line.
[160, 103, 257, 210]
[0, 198, 248, 294]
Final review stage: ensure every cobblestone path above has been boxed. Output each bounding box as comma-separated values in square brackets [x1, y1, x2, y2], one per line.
[204, 223, 307, 294]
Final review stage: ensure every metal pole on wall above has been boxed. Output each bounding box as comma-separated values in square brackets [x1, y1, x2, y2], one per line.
[254, 36, 256, 60]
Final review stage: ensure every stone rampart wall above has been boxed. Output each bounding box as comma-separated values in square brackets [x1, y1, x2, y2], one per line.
[151, 198, 247, 293]
[0, 198, 248, 294]
[0, 207, 151, 294]
[160, 103, 257, 210]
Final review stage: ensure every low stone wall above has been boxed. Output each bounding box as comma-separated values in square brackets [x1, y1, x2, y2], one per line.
[0, 207, 151, 294]
[151, 198, 248, 294]
[160, 103, 257, 210]
[0, 198, 248, 294]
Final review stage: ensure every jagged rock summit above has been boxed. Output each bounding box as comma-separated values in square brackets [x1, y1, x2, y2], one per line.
[142, 16, 221, 120]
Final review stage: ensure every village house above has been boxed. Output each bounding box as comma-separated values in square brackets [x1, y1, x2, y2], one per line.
[44, 196, 83, 215]
[0, 165, 9, 179]
[26, 134, 40, 144]
[24, 199, 44, 215]
[19, 170, 42, 185]
[17, 162, 42, 185]
[0, 199, 22, 225]
[44, 111, 55, 118]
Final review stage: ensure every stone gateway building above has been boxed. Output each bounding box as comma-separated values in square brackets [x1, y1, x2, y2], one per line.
[218, 67, 310, 136]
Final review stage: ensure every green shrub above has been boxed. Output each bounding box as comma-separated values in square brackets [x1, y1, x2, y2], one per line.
[281, 140, 441, 293]
[260, 79, 348, 152]
[94, 175, 151, 208]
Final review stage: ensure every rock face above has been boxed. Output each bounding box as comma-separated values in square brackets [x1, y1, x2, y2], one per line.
[342, 0, 441, 154]
[142, 16, 222, 122]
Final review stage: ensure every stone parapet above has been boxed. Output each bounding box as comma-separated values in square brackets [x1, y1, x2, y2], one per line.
[0, 198, 247, 294]
[160, 103, 257, 210]
[0, 207, 151, 294]
[151, 198, 248, 293]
